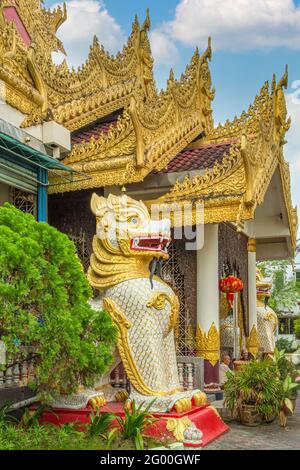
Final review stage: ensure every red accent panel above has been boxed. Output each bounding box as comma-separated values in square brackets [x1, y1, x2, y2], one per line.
[155, 142, 234, 174]
[3, 7, 31, 47]
[72, 119, 118, 146]
[37, 402, 229, 448]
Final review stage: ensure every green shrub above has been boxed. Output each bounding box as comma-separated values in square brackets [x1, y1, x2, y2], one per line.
[276, 338, 297, 353]
[114, 400, 157, 450]
[294, 318, 300, 340]
[0, 203, 117, 397]
[86, 410, 114, 438]
[224, 360, 284, 417]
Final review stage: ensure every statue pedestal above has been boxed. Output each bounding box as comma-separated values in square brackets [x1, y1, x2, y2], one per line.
[37, 402, 229, 447]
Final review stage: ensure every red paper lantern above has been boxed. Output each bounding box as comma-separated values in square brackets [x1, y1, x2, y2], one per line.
[219, 275, 244, 308]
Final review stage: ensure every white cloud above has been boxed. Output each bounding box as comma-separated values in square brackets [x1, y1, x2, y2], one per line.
[150, 30, 179, 67]
[52, 0, 126, 68]
[154, 0, 300, 52]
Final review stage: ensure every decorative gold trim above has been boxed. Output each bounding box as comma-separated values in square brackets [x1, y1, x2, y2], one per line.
[263, 311, 279, 333]
[1, 3, 296, 248]
[207, 405, 221, 419]
[246, 325, 259, 357]
[166, 417, 193, 442]
[196, 322, 220, 367]
[247, 238, 257, 253]
[103, 297, 155, 396]
[147, 292, 179, 334]
[103, 297, 182, 397]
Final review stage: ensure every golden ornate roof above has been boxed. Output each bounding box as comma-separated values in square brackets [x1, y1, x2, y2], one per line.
[0, 3, 157, 128]
[49, 38, 215, 191]
[0, 2, 297, 250]
[149, 70, 298, 250]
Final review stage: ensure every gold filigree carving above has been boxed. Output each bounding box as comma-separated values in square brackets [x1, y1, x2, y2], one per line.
[263, 312, 279, 333]
[147, 292, 179, 335]
[103, 297, 155, 396]
[246, 325, 259, 357]
[196, 322, 220, 367]
[166, 417, 193, 442]
[103, 297, 181, 397]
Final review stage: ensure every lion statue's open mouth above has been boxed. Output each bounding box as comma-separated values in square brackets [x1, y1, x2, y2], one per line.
[130, 235, 170, 253]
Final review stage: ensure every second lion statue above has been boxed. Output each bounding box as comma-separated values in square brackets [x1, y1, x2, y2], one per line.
[88, 193, 204, 413]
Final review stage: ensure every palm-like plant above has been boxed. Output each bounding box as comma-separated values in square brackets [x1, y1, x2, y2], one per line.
[114, 400, 157, 450]
[86, 410, 114, 438]
[224, 360, 284, 419]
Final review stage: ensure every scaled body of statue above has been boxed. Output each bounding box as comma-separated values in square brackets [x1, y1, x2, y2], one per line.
[256, 270, 278, 355]
[88, 193, 203, 412]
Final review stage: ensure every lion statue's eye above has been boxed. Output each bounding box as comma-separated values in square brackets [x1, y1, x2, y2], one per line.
[130, 217, 139, 225]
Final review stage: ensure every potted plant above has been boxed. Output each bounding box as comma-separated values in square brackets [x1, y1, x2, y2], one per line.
[224, 360, 283, 426]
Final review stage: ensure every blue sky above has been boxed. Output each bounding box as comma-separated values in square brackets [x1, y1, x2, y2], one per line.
[45, 0, 300, 246]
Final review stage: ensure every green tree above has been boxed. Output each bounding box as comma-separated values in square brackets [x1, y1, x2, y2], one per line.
[257, 260, 300, 313]
[0, 204, 117, 398]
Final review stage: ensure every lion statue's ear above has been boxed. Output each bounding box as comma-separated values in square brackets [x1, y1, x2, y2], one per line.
[91, 193, 107, 216]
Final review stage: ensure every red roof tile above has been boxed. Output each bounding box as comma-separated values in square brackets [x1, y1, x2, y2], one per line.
[72, 119, 118, 145]
[156, 142, 232, 174]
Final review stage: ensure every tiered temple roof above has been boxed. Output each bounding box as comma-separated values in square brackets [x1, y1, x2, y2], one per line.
[0, 1, 297, 249]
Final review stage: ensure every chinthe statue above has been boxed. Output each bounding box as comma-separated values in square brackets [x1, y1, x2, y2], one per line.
[256, 269, 278, 355]
[88, 193, 203, 413]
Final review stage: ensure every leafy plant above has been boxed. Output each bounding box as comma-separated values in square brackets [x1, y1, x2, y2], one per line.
[273, 348, 299, 388]
[86, 410, 114, 438]
[257, 260, 300, 313]
[279, 375, 299, 427]
[294, 318, 300, 340]
[21, 404, 50, 428]
[0, 204, 117, 397]
[114, 400, 157, 450]
[276, 338, 297, 353]
[0, 402, 18, 425]
[0, 421, 160, 450]
[224, 360, 284, 418]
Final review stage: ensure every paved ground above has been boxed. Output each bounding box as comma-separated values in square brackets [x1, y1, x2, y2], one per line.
[205, 399, 300, 450]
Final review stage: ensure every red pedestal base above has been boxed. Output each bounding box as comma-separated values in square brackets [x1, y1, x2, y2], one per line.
[38, 402, 228, 448]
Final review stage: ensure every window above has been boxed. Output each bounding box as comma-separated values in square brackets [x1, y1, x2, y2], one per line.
[279, 317, 295, 335]
[10, 188, 37, 218]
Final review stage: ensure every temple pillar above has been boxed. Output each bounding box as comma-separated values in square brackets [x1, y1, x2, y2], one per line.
[246, 238, 259, 356]
[196, 224, 220, 391]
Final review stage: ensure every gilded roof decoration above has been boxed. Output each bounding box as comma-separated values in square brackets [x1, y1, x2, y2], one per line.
[49, 35, 215, 192]
[0, 3, 296, 249]
[145, 71, 297, 248]
[0, 3, 158, 127]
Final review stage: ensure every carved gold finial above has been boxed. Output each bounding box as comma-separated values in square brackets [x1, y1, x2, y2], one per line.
[202, 36, 212, 62]
[166, 417, 193, 442]
[277, 64, 288, 91]
[196, 322, 220, 366]
[246, 325, 259, 357]
[142, 8, 151, 31]
[168, 68, 175, 85]
[121, 186, 127, 193]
